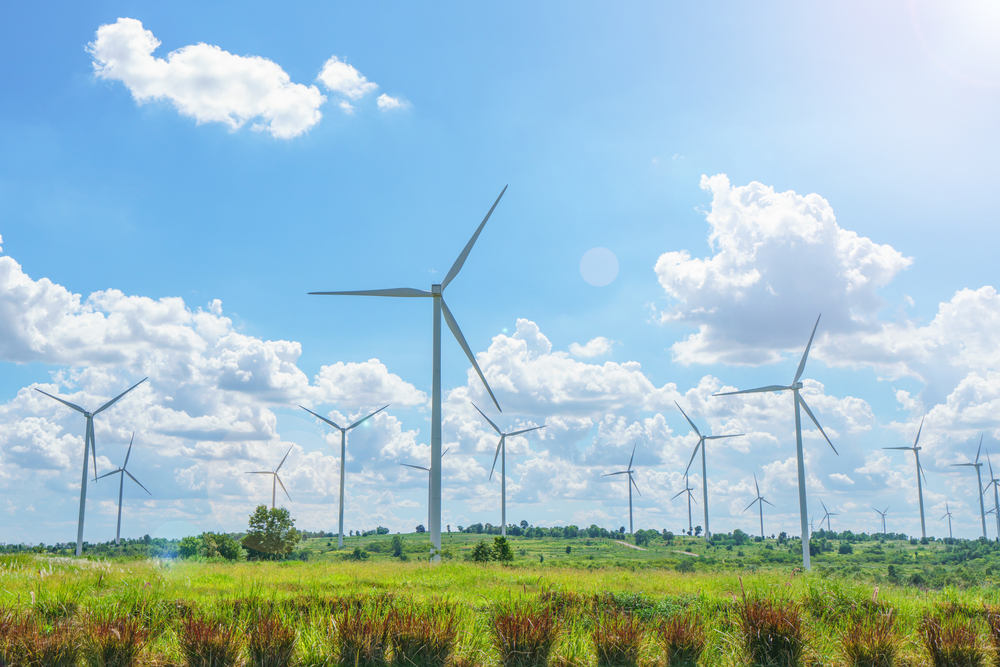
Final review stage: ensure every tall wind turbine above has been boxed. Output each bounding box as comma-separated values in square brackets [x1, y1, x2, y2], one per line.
[713, 315, 837, 570]
[472, 403, 545, 538]
[743, 474, 774, 539]
[940, 502, 955, 539]
[820, 500, 838, 531]
[309, 187, 507, 561]
[603, 444, 640, 534]
[400, 447, 450, 533]
[670, 473, 698, 534]
[983, 451, 1000, 540]
[246, 445, 293, 509]
[95, 432, 150, 546]
[950, 435, 987, 538]
[883, 416, 929, 538]
[871, 505, 888, 534]
[34, 378, 147, 556]
[300, 405, 388, 548]
[675, 401, 743, 539]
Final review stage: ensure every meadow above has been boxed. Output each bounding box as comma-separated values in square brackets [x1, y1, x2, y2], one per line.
[4, 531, 1000, 666]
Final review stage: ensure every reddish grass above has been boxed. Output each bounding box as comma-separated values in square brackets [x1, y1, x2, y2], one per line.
[656, 614, 706, 667]
[179, 617, 243, 667]
[921, 615, 985, 667]
[591, 612, 644, 667]
[492, 602, 561, 667]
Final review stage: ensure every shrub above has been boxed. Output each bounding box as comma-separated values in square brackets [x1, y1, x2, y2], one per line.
[179, 617, 243, 667]
[920, 615, 985, 667]
[3, 617, 81, 667]
[676, 560, 695, 574]
[472, 541, 492, 563]
[592, 612, 644, 667]
[332, 600, 392, 667]
[247, 615, 296, 667]
[984, 606, 1000, 665]
[389, 605, 458, 667]
[493, 537, 514, 563]
[492, 601, 561, 667]
[656, 614, 705, 667]
[840, 612, 898, 667]
[83, 616, 149, 667]
[734, 596, 806, 667]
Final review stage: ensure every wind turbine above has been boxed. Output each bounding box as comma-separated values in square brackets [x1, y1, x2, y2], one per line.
[743, 474, 774, 539]
[603, 444, 640, 534]
[400, 447, 450, 533]
[713, 315, 837, 570]
[950, 434, 987, 538]
[670, 473, 698, 535]
[300, 405, 388, 548]
[34, 378, 147, 556]
[675, 401, 744, 539]
[309, 187, 507, 561]
[246, 445, 293, 510]
[982, 451, 1000, 540]
[820, 500, 838, 531]
[940, 502, 955, 539]
[871, 505, 888, 534]
[472, 403, 545, 537]
[883, 416, 929, 538]
[95, 432, 150, 546]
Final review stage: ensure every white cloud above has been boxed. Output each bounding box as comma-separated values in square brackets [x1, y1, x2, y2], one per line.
[376, 94, 409, 111]
[88, 18, 325, 139]
[829, 473, 855, 485]
[317, 56, 378, 107]
[568, 337, 614, 358]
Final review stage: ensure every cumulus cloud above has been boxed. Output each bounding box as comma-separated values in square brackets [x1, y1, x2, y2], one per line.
[376, 94, 409, 111]
[88, 18, 325, 139]
[317, 56, 378, 99]
[568, 337, 614, 358]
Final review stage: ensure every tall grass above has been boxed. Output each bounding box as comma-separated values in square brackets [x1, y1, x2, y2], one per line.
[920, 615, 985, 667]
[247, 614, 296, 667]
[655, 614, 705, 667]
[83, 616, 150, 667]
[389, 603, 459, 667]
[1, 617, 81, 667]
[733, 595, 806, 667]
[839, 612, 898, 667]
[331, 598, 392, 667]
[984, 606, 1000, 667]
[179, 617, 243, 667]
[591, 612, 644, 667]
[492, 601, 561, 667]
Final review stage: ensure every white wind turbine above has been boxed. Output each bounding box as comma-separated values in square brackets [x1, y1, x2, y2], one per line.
[472, 403, 546, 538]
[883, 416, 929, 538]
[820, 500, 838, 531]
[713, 315, 837, 571]
[670, 473, 698, 535]
[246, 445, 293, 509]
[95, 432, 150, 546]
[871, 505, 889, 534]
[603, 444, 641, 534]
[400, 447, 450, 533]
[743, 474, 774, 539]
[300, 405, 388, 548]
[940, 502, 955, 539]
[982, 451, 1000, 540]
[950, 434, 987, 538]
[675, 401, 743, 539]
[34, 378, 147, 556]
[310, 188, 507, 561]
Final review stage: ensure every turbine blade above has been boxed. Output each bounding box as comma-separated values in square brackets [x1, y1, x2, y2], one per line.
[309, 288, 431, 298]
[684, 440, 702, 475]
[276, 474, 291, 502]
[471, 402, 502, 435]
[951, 463, 976, 468]
[300, 406, 343, 431]
[508, 424, 546, 437]
[821, 500, 829, 512]
[275, 445, 293, 472]
[754, 473, 761, 496]
[743, 499, 759, 513]
[400, 463, 430, 472]
[670, 489, 686, 501]
[705, 433, 745, 440]
[989, 451, 995, 481]
[347, 404, 390, 430]
[443, 446, 451, 457]
[913, 415, 925, 448]
[489, 435, 504, 481]
[882, 447, 914, 451]
[125, 470, 151, 495]
[94, 378, 148, 415]
[762, 498, 775, 508]
[919, 459, 928, 485]
[630, 473, 641, 497]
[246, 471, 272, 475]
[90, 424, 98, 480]
[628, 443, 637, 470]
[33, 388, 87, 414]
[441, 298, 500, 411]
[603, 470, 629, 476]
[797, 394, 838, 455]
[441, 185, 507, 290]
[95, 469, 121, 481]
[977, 434, 984, 463]
[673, 401, 701, 437]
[792, 314, 821, 384]
[713, 385, 791, 397]
[123, 432, 135, 469]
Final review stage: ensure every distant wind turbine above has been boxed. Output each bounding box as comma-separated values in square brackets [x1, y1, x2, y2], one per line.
[950, 434, 987, 538]
[883, 415, 929, 538]
[675, 401, 743, 539]
[983, 451, 1000, 540]
[95, 432, 150, 546]
[472, 403, 545, 537]
[713, 315, 837, 570]
[940, 502, 955, 539]
[670, 473, 698, 534]
[871, 505, 889, 534]
[743, 474, 774, 539]
[34, 378, 148, 556]
[820, 500, 838, 531]
[246, 445, 293, 509]
[309, 187, 507, 561]
[603, 444, 641, 534]
[300, 405, 388, 548]
[400, 448, 450, 532]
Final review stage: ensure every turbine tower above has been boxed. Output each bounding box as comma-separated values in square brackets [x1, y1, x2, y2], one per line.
[300, 405, 388, 548]
[940, 502, 955, 539]
[603, 444, 640, 534]
[310, 187, 507, 561]
[871, 505, 888, 534]
[743, 474, 774, 539]
[472, 403, 545, 537]
[983, 451, 1000, 540]
[670, 473, 698, 535]
[246, 445, 293, 509]
[713, 315, 837, 570]
[883, 415, 929, 538]
[950, 434, 987, 538]
[34, 378, 147, 556]
[95, 432, 150, 546]
[675, 401, 743, 539]
[820, 500, 838, 531]
[400, 447, 450, 533]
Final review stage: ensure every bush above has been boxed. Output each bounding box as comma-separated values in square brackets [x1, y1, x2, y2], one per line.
[345, 547, 370, 561]
[332, 600, 392, 667]
[735, 595, 806, 667]
[179, 617, 243, 667]
[392, 535, 404, 558]
[656, 614, 705, 667]
[592, 612, 644, 667]
[472, 540, 492, 563]
[676, 559, 695, 573]
[83, 616, 149, 667]
[492, 601, 561, 667]
[2, 616, 80, 667]
[920, 615, 985, 667]
[840, 612, 898, 667]
[389, 605, 458, 667]
[493, 537, 514, 563]
[246, 615, 296, 667]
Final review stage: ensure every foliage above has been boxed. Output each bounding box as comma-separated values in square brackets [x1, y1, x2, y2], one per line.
[242, 505, 302, 561]
[656, 613, 705, 667]
[83, 616, 149, 667]
[493, 537, 514, 563]
[332, 598, 392, 667]
[179, 617, 243, 667]
[840, 612, 898, 667]
[492, 601, 561, 667]
[734, 594, 806, 667]
[472, 540, 492, 563]
[389, 604, 459, 667]
[591, 611, 644, 667]
[920, 615, 985, 667]
[246, 614, 296, 667]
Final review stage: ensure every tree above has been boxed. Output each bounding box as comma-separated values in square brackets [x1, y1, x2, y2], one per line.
[472, 540, 492, 563]
[392, 535, 404, 557]
[520, 520, 529, 530]
[447, 524, 451, 533]
[242, 505, 302, 561]
[694, 526, 703, 537]
[178, 536, 200, 559]
[493, 537, 514, 563]
[565, 546, 572, 555]
[663, 530, 675, 545]
[415, 524, 426, 533]
[634, 531, 649, 547]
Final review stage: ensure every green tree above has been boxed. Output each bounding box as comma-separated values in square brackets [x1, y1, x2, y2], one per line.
[392, 535, 404, 557]
[178, 535, 201, 559]
[472, 540, 492, 563]
[242, 505, 302, 560]
[492, 536, 514, 563]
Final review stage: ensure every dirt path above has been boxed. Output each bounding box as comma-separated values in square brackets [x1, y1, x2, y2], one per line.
[613, 540, 648, 551]
[671, 550, 700, 557]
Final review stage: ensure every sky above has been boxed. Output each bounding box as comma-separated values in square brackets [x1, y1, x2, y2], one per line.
[2, 1, 1000, 544]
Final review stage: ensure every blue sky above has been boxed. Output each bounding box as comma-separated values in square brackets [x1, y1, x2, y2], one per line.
[2, 1, 1000, 544]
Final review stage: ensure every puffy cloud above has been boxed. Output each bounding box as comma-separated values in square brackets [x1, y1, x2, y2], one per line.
[317, 56, 379, 100]
[376, 94, 409, 111]
[89, 18, 325, 139]
[568, 337, 614, 358]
